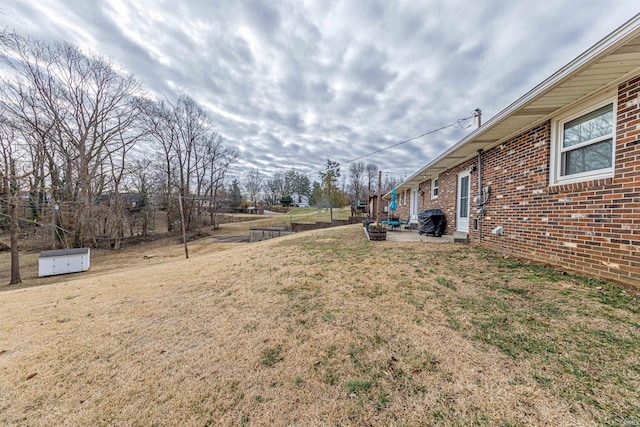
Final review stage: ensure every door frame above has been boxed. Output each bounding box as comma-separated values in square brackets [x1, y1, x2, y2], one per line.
[457, 171, 470, 232]
[410, 188, 419, 222]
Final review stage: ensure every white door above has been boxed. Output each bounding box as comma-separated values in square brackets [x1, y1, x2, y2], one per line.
[457, 171, 470, 232]
[410, 188, 418, 221]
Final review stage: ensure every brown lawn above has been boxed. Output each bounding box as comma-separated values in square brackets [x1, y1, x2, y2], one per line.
[0, 225, 638, 426]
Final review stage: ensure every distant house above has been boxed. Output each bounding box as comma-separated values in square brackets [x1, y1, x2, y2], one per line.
[290, 193, 310, 206]
[97, 192, 140, 210]
[388, 15, 640, 286]
[247, 207, 263, 215]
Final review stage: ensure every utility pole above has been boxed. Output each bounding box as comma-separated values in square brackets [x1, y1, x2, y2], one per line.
[329, 170, 333, 223]
[51, 201, 56, 250]
[475, 108, 482, 128]
[376, 170, 382, 223]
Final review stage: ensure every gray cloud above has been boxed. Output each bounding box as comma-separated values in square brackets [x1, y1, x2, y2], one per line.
[1, 0, 635, 181]
[240, 0, 281, 37]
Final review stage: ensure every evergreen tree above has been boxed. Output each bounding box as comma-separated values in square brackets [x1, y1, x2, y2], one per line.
[228, 179, 243, 211]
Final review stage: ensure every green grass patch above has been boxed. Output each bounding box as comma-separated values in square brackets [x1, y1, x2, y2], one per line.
[346, 378, 373, 396]
[261, 345, 284, 367]
[322, 311, 335, 322]
[436, 275, 456, 290]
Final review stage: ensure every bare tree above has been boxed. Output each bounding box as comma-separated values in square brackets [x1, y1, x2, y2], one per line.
[1, 31, 238, 250]
[144, 100, 178, 231]
[171, 96, 211, 231]
[203, 135, 239, 228]
[0, 32, 145, 247]
[349, 161, 365, 204]
[129, 159, 154, 237]
[263, 171, 284, 207]
[0, 117, 26, 284]
[382, 174, 401, 194]
[103, 106, 148, 249]
[145, 97, 238, 232]
[365, 163, 379, 214]
[245, 168, 263, 207]
[365, 163, 379, 197]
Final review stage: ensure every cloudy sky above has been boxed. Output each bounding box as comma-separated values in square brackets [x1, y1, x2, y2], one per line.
[1, 1, 637, 182]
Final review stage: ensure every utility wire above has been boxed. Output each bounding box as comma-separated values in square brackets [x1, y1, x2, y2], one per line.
[0, 210, 146, 244]
[306, 112, 477, 176]
[0, 211, 74, 234]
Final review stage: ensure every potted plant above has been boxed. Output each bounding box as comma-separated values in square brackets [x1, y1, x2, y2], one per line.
[367, 222, 387, 241]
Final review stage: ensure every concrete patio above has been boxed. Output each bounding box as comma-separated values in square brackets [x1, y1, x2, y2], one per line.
[362, 225, 454, 243]
[385, 229, 454, 243]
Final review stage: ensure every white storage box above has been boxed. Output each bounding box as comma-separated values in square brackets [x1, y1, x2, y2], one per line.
[38, 248, 90, 277]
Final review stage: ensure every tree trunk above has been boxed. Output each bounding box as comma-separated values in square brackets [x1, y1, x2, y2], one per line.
[142, 211, 148, 237]
[9, 199, 21, 285]
[112, 188, 122, 250]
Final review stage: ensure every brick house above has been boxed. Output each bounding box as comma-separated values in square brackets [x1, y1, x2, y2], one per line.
[386, 15, 640, 286]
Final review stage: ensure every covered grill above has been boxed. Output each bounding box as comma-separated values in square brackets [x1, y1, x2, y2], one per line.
[418, 209, 446, 237]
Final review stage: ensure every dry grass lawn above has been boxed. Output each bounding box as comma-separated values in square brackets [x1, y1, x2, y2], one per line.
[0, 225, 639, 426]
[0, 208, 351, 290]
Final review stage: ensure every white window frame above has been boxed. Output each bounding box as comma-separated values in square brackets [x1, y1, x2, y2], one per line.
[550, 92, 616, 186]
[431, 177, 439, 199]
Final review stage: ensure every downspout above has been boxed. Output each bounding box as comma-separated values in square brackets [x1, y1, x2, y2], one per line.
[477, 149, 483, 242]
[475, 108, 485, 242]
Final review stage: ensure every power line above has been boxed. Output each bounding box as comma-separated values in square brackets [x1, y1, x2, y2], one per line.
[0, 211, 73, 234]
[306, 112, 477, 176]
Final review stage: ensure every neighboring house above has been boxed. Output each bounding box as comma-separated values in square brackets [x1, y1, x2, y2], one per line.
[290, 193, 310, 206]
[96, 192, 140, 210]
[247, 206, 264, 215]
[387, 15, 640, 286]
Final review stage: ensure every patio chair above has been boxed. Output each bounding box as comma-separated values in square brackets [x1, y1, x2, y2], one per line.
[400, 215, 410, 230]
[386, 216, 401, 231]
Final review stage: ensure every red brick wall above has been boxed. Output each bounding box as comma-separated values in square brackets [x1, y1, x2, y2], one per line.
[449, 75, 640, 285]
[392, 206, 409, 221]
[393, 178, 462, 229]
[392, 190, 410, 220]
[418, 161, 476, 235]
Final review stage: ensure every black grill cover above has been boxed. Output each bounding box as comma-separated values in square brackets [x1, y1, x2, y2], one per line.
[418, 209, 446, 236]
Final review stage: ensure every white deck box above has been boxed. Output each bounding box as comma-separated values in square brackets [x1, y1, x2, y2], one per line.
[38, 248, 91, 277]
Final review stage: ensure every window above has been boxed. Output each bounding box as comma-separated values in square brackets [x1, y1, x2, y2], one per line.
[431, 178, 439, 199]
[551, 96, 615, 185]
[403, 190, 407, 206]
